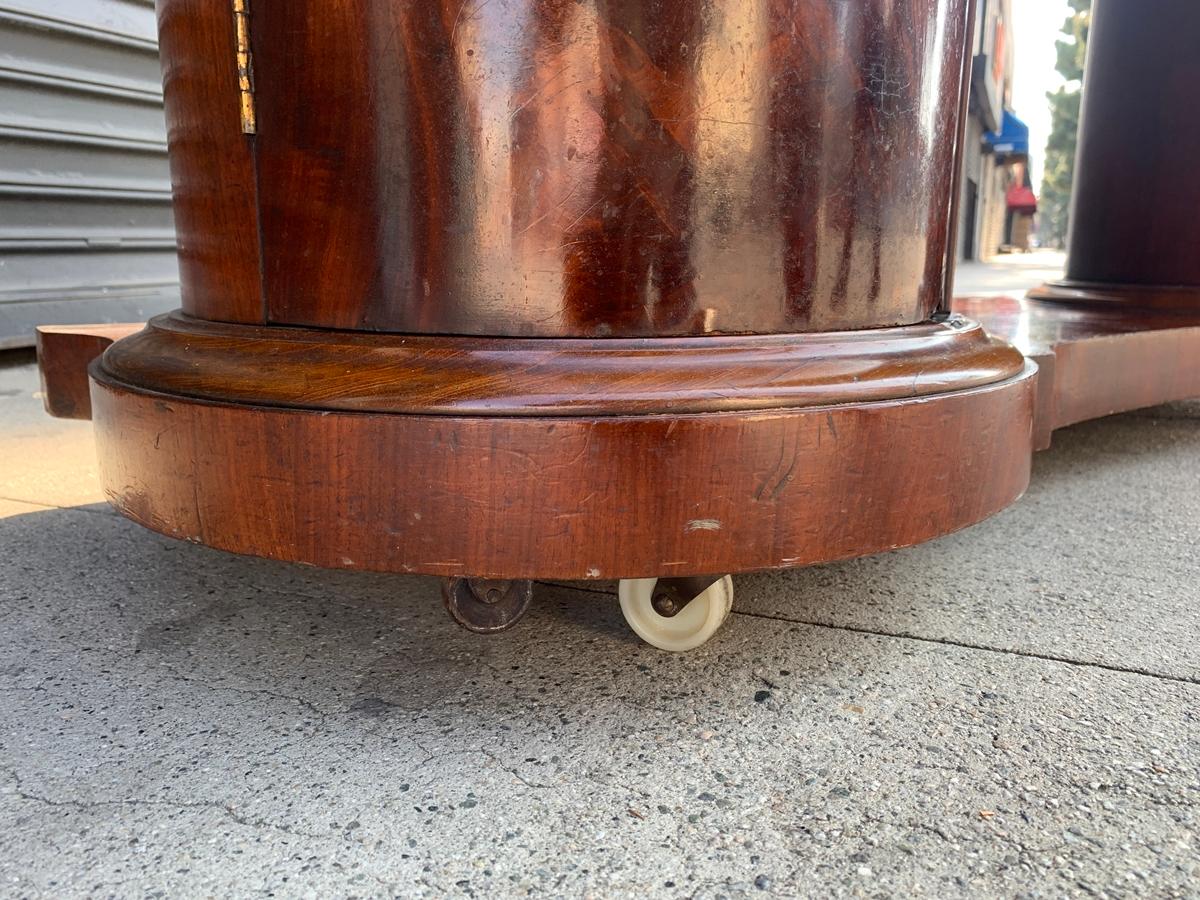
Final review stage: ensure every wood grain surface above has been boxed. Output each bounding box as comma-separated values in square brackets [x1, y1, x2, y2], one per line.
[35, 324, 144, 420]
[247, 0, 973, 337]
[72, 0, 1052, 582]
[954, 296, 1200, 447]
[91, 361, 1036, 579]
[157, 0, 263, 323]
[99, 312, 1026, 416]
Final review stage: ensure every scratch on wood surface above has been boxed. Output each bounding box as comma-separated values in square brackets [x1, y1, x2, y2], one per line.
[685, 519, 722, 532]
[754, 437, 789, 500]
[769, 449, 800, 500]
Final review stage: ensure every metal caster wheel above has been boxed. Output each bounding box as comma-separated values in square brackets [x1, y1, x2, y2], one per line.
[618, 575, 733, 651]
[442, 578, 533, 634]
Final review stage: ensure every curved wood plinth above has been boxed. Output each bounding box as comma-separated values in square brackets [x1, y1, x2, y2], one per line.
[88, 321, 1036, 580]
[102, 313, 1025, 417]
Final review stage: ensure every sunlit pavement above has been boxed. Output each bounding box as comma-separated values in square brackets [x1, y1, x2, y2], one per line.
[954, 249, 1067, 297]
[1, 330, 1198, 895]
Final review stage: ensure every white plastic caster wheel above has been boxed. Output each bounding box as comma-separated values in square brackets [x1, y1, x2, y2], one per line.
[618, 576, 734, 651]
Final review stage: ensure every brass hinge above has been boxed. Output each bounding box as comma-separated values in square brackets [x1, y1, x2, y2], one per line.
[232, 0, 256, 134]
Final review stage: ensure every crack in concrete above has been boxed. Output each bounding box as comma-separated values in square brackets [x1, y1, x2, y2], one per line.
[539, 582, 1200, 688]
[477, 748, 553, 790]
[406, 738, 552, 791]
[730, 609, 1200, 688]
[156, 660, 332, 721]
[2, 766, 333, 843]
[0, 635, 339, 726]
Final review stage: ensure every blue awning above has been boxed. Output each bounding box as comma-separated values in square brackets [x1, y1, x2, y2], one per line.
[984, 110, 1029, 157]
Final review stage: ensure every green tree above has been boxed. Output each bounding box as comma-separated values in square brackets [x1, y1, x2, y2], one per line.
[1040, 0, 1091, 247]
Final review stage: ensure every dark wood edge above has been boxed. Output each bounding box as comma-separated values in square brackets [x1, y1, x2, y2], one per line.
[1027, 281, 1200, 314]
[98, 312, 1028, 417]
[36, 324, 146, 420]
[937, 0, 980, 313]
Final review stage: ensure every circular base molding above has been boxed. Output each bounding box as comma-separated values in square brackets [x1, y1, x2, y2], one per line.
[104, 312, 1025, 416]
[90, 316, 1036, 579]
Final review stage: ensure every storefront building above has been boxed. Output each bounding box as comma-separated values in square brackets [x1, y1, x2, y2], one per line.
[957, 0, 1036, 261]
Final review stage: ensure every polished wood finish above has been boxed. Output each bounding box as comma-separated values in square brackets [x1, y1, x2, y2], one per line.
[47, 0, 1200, 587]
[937, 0, 980, 314]
[1028, 282, 1200, 314]
[953, 296, 1200, 449]
[157, 0, 262, 323]
[44, 0, 1056, 585]
[52, 297, 1200, 469]
[251, 0, 974, 337]
[90, 361, 1036, 580]
[100, 312, 1025, 417]
[1017, 0, 1200, 448]
[35, 324, 144, 420]
[1031, 0, 1200, 311]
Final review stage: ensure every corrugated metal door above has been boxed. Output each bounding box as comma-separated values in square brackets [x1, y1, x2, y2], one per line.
[0, 0, 178, 349]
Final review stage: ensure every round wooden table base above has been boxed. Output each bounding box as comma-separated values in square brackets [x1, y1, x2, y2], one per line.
[88, 322, 1036, 581]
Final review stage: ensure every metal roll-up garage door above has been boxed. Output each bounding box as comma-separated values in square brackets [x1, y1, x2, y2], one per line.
[0, 0, 178, 349]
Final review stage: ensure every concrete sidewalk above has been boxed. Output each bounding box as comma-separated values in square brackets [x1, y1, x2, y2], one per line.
[1, 346, 1198, 897]
[952, 250, 1067, 297]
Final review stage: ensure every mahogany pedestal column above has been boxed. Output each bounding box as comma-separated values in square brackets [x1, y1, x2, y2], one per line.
[78, 0, 1035, 586]
[1032, 0, 1200, 311]
[960, 0, 1200, 446]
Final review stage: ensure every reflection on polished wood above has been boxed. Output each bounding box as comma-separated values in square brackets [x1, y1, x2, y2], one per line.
[250, 0, 973, 337]
[101, 312, 1024, 416]
[1014, 1, 1200, 449]
[953, 296, 1200, 449]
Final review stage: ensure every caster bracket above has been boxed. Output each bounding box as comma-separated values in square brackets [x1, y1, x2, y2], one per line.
[442, 577, 533, 634]
[651, 574, 724, 618]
